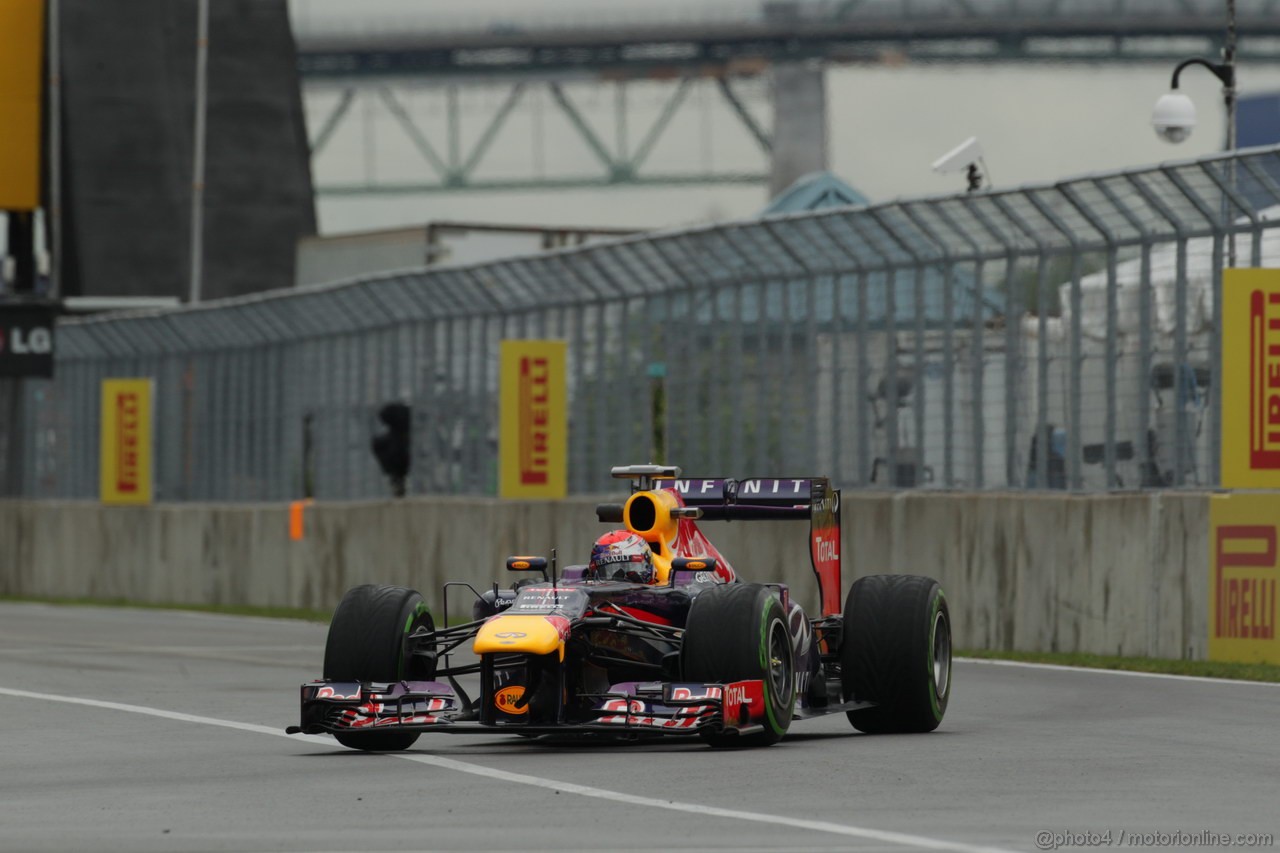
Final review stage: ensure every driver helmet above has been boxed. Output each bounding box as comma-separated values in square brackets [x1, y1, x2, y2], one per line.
[588, 530, 655, 584]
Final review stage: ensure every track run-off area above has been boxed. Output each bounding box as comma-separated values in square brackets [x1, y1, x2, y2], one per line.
[2, 603, 1276, 853]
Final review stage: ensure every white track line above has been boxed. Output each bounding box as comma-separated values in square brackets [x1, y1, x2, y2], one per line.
[0, 685, 1017, 853]
[958, 657, 1280, 687]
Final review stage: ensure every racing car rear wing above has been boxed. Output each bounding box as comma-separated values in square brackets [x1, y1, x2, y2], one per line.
[597, 473, 843, 617]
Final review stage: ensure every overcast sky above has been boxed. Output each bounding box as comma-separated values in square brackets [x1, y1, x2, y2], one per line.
[288, 1, 1280, 236]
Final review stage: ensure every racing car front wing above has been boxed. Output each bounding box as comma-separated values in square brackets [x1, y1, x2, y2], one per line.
[286, 678, 771, 739]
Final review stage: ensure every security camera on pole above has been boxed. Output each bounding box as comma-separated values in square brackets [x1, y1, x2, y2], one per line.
[1150, 0, 1237, 263]
[1150, 56, 1235, 149]
[931, 136, 989, 193]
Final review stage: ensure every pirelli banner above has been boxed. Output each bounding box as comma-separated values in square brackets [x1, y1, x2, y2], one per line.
[100, 379, 154, 505]
[499, 340, 567, 499]
[1209, 493, 1279, 664]
[1221, 268, 1280, 488]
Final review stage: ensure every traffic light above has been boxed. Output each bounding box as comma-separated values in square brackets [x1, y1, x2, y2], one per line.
[371, 402, 411, 497]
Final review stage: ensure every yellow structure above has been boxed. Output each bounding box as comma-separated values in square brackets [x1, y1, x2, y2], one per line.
[1208, 493, 1280, 664]
[100, 379, 153, 505]
[474, 614, 566, 659]
[1220, 268, 1280, 489]
[499, 340, 567, 499]
[0, 0, 45, 210]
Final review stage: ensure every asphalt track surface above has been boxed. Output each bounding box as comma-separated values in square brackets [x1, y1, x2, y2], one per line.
[2, 603, 1277, 853]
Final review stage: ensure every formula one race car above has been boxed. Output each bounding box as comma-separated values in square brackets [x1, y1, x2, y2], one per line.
[287, 465, 951, 750]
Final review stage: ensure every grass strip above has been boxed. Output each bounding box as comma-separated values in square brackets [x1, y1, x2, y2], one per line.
[960, 647, 1280, 683]
[0, 595, 331, 624]
[0, 595, 483, 627]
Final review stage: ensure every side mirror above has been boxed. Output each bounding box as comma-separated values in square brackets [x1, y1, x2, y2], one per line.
[670, 556, 716, 585]
[506, 556, 549, 581]
[595, 503, 624, 522]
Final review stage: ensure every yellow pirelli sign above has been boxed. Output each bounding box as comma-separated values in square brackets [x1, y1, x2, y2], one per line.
[499, 340, 567, 499]
[1209, 493, 1280, 664]
[0, 0, 45, 210]
[1221, 268, 1280, 489]
[100, 379, 154, 505]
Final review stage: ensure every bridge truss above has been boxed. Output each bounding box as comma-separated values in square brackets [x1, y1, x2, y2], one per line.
[306, 75, 773, 196]
[298, 0, 1280, 196]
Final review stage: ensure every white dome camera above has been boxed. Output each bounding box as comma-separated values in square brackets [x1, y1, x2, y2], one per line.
[1151, 91, 1197, 144]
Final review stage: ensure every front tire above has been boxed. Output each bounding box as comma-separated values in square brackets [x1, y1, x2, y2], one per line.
[683, 583, 795, 748]
[323, 584, 435, 751]
[841, 574, 951, 734]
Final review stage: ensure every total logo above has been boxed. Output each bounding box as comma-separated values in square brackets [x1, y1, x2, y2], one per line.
[0, 325, 52, 355]
[814, 534, 840, 563]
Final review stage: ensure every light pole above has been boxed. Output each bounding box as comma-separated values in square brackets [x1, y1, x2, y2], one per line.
[1149, 0, 1237, 266]
[189, 0, 210, 304]
[1149, 0, 1238, 492]
[1150, 0, 1236, 147]
[48, 0, 61, 299]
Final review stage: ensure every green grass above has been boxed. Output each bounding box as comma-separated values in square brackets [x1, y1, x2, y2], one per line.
[0, 595, 486, 627]
[0, 595, 332, 624]
[960, 647, 1280, 683]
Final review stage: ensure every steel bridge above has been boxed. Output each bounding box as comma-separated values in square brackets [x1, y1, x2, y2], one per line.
[296, 0, 1280, 197]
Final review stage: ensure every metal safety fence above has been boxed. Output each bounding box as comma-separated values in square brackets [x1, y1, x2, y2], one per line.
[7, 145, 1280, 500]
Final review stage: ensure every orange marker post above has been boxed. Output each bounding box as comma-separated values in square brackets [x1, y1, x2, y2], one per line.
[289, 499, 313, 541]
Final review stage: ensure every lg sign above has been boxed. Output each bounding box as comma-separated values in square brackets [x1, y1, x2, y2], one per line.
[0, 303, 57, 377]
[0, 324, 52, 354]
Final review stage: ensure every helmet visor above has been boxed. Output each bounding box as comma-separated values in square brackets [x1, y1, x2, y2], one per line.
[590, 552, 653, 583]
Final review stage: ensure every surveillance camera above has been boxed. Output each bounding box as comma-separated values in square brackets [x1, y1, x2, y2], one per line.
[1151, 91, 1196, 144]
[932, 136, 984, 174]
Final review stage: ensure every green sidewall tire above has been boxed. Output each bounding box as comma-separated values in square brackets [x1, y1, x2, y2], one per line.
[841, 574, 951, 734]
[683, 583, 795, 748]
[323, 584, 435, 751]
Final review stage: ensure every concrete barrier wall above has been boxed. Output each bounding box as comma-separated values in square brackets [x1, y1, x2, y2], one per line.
[843, 493, 1210, 660]
[0, 492, 1210, 659]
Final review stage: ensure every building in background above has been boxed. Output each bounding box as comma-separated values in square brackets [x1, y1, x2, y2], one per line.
[58, 0, 315, 302]
[1239, 90, 1280, 207]
[296, 222, 640, 288]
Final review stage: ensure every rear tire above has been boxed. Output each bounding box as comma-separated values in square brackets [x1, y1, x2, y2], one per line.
[841, 574, 950, 734]
[323, 584, 436, 751]
[683, 583, 795, 748]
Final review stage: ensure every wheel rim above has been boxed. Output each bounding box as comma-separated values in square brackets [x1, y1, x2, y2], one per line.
[767, 619, 792, 700]
[931, 609, 951, 699]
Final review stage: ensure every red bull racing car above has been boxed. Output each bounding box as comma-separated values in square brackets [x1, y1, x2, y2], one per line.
[287, 465, 952, 749]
